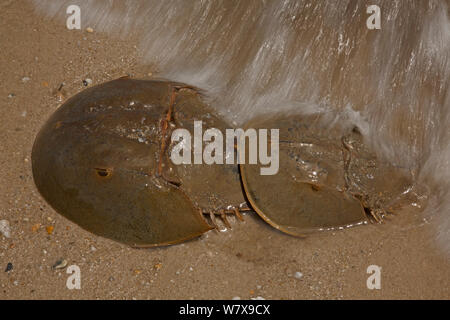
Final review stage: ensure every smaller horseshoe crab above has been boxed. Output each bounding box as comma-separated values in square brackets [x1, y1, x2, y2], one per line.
[239, 113, 417, 236]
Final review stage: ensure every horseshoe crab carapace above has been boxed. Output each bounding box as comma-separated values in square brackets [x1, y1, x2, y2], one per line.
[32, 78, 247, 247]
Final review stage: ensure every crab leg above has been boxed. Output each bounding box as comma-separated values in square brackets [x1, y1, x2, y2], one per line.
[201, 207, 251, 216]
[220, 209, 232, 229]
[370, 209, 384, 223]
[200, 207, 250, 230]
[233, 207, 245, 221]
[209, 210, 219, 229]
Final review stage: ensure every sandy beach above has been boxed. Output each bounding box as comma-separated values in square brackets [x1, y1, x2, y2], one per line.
[0, 0, 449, 300]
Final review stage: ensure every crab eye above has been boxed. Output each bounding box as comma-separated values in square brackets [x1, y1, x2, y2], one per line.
[95, 168, 112, 178]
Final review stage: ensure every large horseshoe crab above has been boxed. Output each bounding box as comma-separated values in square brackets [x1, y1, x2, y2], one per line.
[32, 78, 417, 247]
[32, 78, 247, 247]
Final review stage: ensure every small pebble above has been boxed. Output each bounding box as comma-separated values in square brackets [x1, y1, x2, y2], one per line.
[86, 27, 94, 33]
[294, 271, 303, 279]
[8, 93, 15, 98]
[46, 226, 54, 235]
[52, 259, 68, 270]
[154, 263, 162, 270]
[232, 296, 241, 300]
[5, 263, 13, 272]
[56, 91, 65, 102]
[0, 220, 11, 238]
[22, 77, 31, 82]
[251, 296, 266, 300]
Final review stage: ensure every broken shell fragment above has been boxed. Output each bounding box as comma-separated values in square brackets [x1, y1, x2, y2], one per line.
[52, 259, 68, 270]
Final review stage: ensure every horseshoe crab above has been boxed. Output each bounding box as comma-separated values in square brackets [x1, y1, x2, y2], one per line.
[32, 78, 247, 247]
[239, 113, 416, 236]
[32, 78, 417, 247]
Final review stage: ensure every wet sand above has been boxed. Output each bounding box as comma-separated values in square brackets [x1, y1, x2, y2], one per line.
[0, 1, 449, 299]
